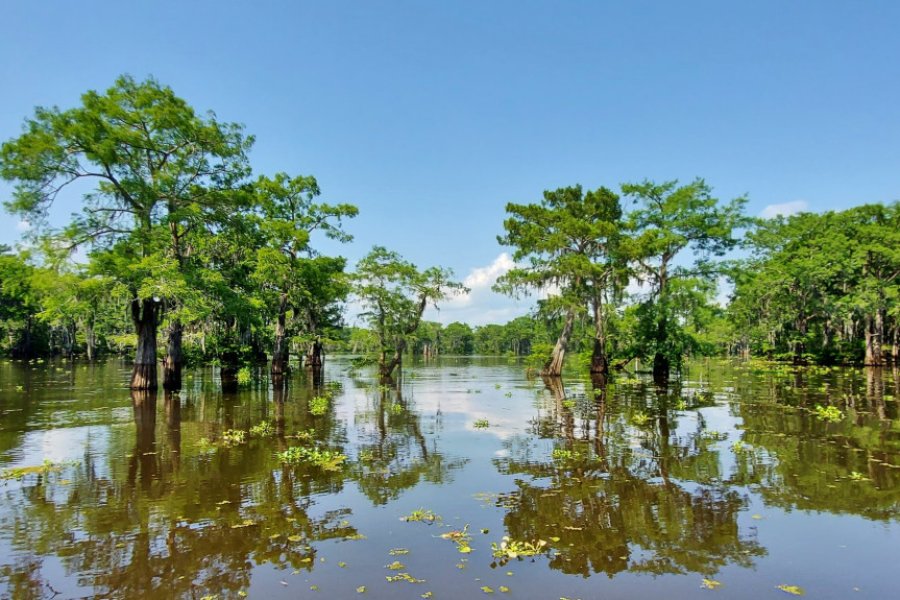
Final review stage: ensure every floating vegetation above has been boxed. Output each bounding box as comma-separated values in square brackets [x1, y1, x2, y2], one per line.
[292, 428, 316, 442]
[473, 419, 490, 429]
[849, 471, 869, 481]
[481, 586, 494, 593]
[389, 548, 410, 555]
[491, 537, 548, 561]
[236, 366, 253, 386]
[222, 429, 247, 446]
[249, 421, 275, 437]
[631, 411, 651, 426]
[401, 508, 441, 523]
[731, 440, 749, 453]
[309, 395, 330, 416]
[776, 584, 805, 596]
[814, 404, 843, 423]
[386, 561, 405, 570]
[356, 586, 366, 593]
[385, 572, 425, 584]
[700, 430, 729, 441]
[551, 448, 582, 461]
[1, 459, 68, 481]
[701, 578, 722, 590]
[441, 524, 473, 553]
[277, 446, 347, 470]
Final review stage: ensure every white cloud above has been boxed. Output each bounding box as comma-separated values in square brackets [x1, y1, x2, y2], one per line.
[426, 253, 532, 326]
[760, 200, 808, 219]
[16, 220, 31, 232]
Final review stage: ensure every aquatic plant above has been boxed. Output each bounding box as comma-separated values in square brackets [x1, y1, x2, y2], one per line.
[249, 421, 274, 437]
[309, 395, 330, 416]
[491, 537, 548, 560]
[277, 445, 347, 470]
[473, 419, 490, 429]
[814, 404, 843, 423]
[401, 508, 441, 523]
[222, 429, 247, 445]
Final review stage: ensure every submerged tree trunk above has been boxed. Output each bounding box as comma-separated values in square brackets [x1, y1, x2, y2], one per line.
[84, 318, 95, 361]
[542, 308, 576, 377]
[163, 319, 183, 391]
[590, 293, 609, 378]
[380, 343, 405, 383]
[221, 350, 239, 393]
[891, 325, 899, 364]
[653, 310, 669, 384]
[865, 313, 883, 366]
[130, 298, 159, 390]
[306, 336, 324, 370]
[271, 294, 289, 384]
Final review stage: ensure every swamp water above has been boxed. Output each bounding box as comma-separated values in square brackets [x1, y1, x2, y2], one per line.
[1, 357, 899, 599]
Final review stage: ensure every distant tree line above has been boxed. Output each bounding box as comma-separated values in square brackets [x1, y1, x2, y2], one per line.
[1, 76, 897, 389]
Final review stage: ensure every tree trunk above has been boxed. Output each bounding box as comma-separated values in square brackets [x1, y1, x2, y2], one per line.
[542, 308, 575, 377]
[221, 352, 239, 393]
[163, 319, 183, 391]
[85, 318, 95, 361]
[130, 298, 159, 390]
[271, 294, 289, 384]
[891, 325, 899, 364]
[653, 310, 669, 384]
[306, 337, 324, 370]
[865, 313, 883, 366]
[590, 293, 608, 377]
[380, 342, 405, 382]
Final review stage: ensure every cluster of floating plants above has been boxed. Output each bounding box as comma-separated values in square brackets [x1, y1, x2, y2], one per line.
[0, 459, 71, 481]
[490, 537, 548, 562]
[277, 445, 347, 470]
[473, 418, 490, 429]
[309, 394, 330, 416]
[249, 420, 275, 437]
[401, 509, 441, 523]
[814, 404, 843, 423]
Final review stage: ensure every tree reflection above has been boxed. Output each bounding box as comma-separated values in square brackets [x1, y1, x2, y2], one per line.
[494, 377, 764, 578]
[0, 389, 358, 599]
[348, 383, 466, 505]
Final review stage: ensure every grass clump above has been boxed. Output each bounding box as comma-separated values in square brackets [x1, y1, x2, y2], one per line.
[309, 395, 330, 416]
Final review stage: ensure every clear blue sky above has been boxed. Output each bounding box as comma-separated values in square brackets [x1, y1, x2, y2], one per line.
[2, 1, 899, 324]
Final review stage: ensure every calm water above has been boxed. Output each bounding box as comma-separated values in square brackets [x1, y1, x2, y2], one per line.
[1, 357, 899, 599]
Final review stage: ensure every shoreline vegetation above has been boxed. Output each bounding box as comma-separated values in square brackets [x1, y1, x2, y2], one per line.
[1, 76, 898, 389]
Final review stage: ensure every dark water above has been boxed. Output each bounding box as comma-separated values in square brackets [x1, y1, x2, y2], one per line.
[1, 357, 899, 599]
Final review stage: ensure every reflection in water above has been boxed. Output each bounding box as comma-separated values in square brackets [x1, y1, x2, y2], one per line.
[498, 378, 764, 577]
[348, 383, 467, 505]
[0, 359, 899, 598]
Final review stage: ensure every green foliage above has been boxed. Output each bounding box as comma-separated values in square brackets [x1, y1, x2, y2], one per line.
[729, 203, 900, 365]
[354, 246, 465, 378]
[814, 404, 843, 423]
[309, 395, 330, 416]
[277, 446, 347, 470]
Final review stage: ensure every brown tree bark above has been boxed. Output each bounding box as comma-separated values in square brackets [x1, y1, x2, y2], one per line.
[865, 313, 883, 366]
[590, 292, 609, 378]
[271, 293, 289, 384]
[542, 308, 576, 377]
[130, 298, 159, 390]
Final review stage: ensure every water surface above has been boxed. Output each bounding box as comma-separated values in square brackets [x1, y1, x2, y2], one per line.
[1, 358, 899, 599]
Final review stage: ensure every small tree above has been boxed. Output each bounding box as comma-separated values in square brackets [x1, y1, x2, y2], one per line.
[622, 179, 746, 381]
[495, 185, 625, 377]
[354, 247, 465, 381]
[252, 173, 357, 380]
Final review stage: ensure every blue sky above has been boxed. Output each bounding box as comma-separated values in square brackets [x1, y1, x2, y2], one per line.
[2, 1, 899, 324]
